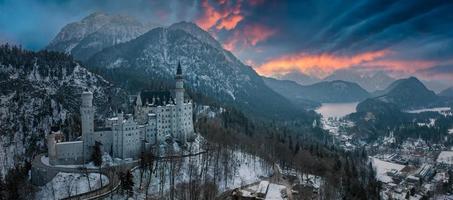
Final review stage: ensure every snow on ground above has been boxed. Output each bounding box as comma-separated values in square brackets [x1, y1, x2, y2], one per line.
[371, 157, 405, 183]
[265, 183, 287, 200]
[35, 172, 109, 200]
[405, 107, 451, 114]
[417, 118, 436, 127]
[126, 148, 272, 199]
[449, 128, 453, 135]
[436, 151, 453, 165]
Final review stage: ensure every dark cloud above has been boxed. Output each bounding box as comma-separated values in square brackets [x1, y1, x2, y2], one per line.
[0, 0, 452, 82]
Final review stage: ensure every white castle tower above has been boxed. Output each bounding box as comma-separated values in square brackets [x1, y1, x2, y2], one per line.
[81, 89, 94, 158]
[175, 62, 185, 142]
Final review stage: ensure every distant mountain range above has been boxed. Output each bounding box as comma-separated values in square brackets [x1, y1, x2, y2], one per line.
[273, 69, 450, 93]
[324, 69, 395, 92]
[47, 13, 311, 120]
[263, 77, 370, 105]
[273, 71, 321, 86]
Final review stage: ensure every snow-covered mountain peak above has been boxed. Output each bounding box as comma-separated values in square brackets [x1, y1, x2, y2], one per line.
[47, 12, 151, 60]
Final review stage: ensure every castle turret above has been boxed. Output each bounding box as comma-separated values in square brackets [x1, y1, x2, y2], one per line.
[81, 89, 95, 157]
[47, 133, 57, 165]
[175, 62, 184, 106]
[136, 92, 142, 107]
[175, 62, 185, 141]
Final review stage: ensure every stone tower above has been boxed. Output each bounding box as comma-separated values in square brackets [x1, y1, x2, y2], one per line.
[81, 89, 94, 157]
[47, 134, 57, 165]
[175, 62, 185, 141]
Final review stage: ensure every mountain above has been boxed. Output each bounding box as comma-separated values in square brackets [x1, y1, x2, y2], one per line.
[324, 69, 395, 92]
[262, 77, 320, 109]
[439, 87, 453, 97]
[85, 21, 310, 120]
[0, 45, 126, 175]
[300, 80, 370, 103]
[46, 12, 151, 61]
[421, 79, 450, 93]
[263, 77, 370, 104]
[373, 77, 439, 109]
[274, 71, 320, 85]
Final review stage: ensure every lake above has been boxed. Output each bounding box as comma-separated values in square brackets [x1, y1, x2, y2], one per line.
[315, 102, 359, 118]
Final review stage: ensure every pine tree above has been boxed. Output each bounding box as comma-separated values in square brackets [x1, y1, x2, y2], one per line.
[0, 173, 5, 200]
[92, 142, 103, 167]
[120, 170, 134, 196]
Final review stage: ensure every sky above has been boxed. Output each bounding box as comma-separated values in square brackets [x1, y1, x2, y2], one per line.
[1, 0, 453, 82]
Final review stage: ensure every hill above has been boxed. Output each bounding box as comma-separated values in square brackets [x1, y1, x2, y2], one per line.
[373, 77, 439, 109]
[264, 77, 370, 104]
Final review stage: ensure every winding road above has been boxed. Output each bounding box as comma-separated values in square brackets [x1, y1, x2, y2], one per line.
[32, 151, 208, 199]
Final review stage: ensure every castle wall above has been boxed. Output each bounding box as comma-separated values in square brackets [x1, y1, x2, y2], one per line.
[112, 119, 142, 159]
[93, 130, 113, 154]
[54, 141, 84, 165]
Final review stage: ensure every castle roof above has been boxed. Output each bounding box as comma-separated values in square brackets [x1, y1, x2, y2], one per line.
[136, 90, 173, 106]
[176, 61, 182, 75]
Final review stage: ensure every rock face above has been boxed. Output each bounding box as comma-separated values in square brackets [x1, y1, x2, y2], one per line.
[46, 12, 151, 61]
[85, 22, 308, 120]
[0, 45, 126, 175]
[264, 77, 370, 104]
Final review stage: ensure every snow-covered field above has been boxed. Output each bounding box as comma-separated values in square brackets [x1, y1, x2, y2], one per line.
[436, 151, 453, 165]
[35, 172, 109, 200]
[371, 157, 405, 183]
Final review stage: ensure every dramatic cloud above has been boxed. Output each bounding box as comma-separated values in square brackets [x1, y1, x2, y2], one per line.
[256, 50, 389, 77]
[0, 0, 452, 83]
[196, 0, 243, 31]
[223, 24, 276, 51]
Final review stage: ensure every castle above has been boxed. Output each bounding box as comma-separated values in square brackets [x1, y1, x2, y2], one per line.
[47, 63, 194, 165]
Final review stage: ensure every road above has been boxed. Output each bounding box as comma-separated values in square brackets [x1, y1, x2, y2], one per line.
[32, 151, 208, 199]
[32, 154, 136, 200]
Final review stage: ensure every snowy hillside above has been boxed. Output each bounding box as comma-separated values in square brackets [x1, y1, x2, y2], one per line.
[0, 45, 126, 175]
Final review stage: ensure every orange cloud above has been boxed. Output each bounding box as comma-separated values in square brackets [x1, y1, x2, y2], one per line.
[196, 0, 244, 31]
[255, 50, 390, 77]
[196, 0, 224, 30]
[223, 24, 276, 51]
[216, 14, 244, 30]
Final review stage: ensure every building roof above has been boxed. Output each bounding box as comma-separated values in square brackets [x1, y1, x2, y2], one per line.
[136, 90, 173, 106]
[176, 61, 182, 75]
